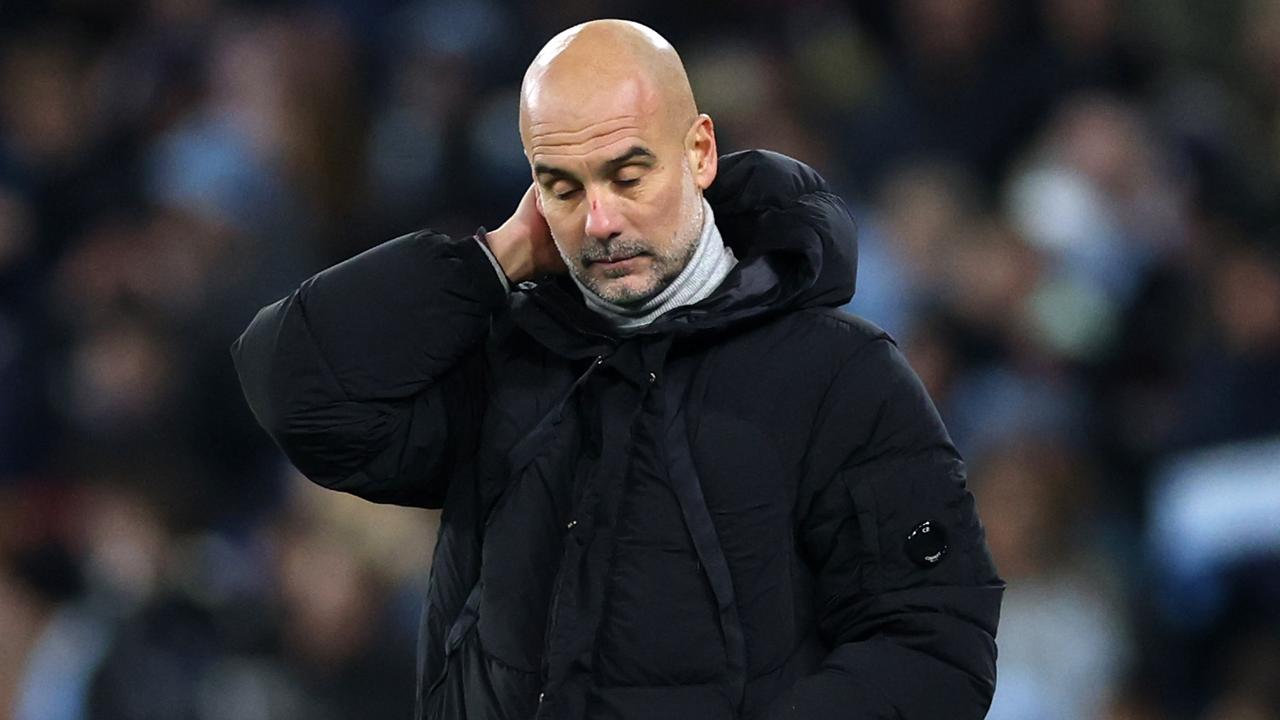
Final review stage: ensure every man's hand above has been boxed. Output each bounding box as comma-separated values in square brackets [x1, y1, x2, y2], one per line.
[486, 184, 566, 284]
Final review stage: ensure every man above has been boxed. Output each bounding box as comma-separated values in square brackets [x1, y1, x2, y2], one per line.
[233, 19, 1003, 720]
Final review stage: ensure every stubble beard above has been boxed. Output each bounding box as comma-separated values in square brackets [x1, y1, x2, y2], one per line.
[557, 166, 705, 308]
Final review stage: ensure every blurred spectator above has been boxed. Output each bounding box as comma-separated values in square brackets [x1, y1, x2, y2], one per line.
[1006, 93, 1187, 360]
[846, 160, 981, 340]
[975, 437, 1133, 720]
[1171, 237, 1280, 448]
[839, 0, 1059, 195]
[1145, 436, 1280, 717]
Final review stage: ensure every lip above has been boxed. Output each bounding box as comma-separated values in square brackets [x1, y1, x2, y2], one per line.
[588, 254, 646, 269]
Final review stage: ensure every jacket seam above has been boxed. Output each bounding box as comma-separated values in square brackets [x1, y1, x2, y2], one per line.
[795, 335, 893, 522]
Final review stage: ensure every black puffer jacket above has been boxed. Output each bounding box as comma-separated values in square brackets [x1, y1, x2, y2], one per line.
[232, 150, 1003, 719]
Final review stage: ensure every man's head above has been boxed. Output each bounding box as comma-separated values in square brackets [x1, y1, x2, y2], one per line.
[519, 20, 717, 306]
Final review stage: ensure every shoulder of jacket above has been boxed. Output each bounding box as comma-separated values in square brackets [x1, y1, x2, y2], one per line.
[792, 306, 894, 349]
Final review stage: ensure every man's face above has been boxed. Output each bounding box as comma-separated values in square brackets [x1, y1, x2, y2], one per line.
[525, 80, 707, 306]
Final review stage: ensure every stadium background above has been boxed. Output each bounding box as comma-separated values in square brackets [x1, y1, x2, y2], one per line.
[2, 0, 1279, 718]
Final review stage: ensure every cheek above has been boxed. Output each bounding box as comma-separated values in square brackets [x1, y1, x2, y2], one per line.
[545, 211, 584, 251]
[639, 180, 690, 237]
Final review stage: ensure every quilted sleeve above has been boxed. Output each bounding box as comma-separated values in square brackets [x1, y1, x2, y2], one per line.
[769, 336, 1004, 718]
[231, 231, 505, 507]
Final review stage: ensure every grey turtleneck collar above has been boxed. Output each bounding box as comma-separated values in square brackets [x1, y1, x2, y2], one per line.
[573, 197, 736, 330]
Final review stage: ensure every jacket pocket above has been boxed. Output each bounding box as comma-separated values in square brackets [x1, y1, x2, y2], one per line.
[423, 613, 543, 720]
[424, 581, 483, 705]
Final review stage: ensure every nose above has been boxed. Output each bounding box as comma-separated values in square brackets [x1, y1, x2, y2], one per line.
[583, 188, 624, 241]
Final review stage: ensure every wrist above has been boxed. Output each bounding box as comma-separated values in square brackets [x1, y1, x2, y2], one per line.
[483, 224, 533, 284]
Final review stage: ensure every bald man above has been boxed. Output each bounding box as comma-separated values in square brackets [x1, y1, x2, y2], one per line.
[234, 20, 1002, 720]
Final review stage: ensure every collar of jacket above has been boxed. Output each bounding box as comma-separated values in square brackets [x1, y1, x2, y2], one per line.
[507, 149, 859, 360]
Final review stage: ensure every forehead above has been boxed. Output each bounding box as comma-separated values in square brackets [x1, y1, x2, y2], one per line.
[523, 76, 666, 165]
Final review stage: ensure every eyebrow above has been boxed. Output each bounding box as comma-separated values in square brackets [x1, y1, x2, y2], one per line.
[534, 145, 657, 183]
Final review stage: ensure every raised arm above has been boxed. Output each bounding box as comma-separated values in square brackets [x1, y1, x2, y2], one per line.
[231, 186, 563, 507]
[231, 230, 504, 507]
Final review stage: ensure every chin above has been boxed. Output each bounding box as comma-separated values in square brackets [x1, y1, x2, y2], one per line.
[598, 287, 655, 306]
[595, 277, 663, 306]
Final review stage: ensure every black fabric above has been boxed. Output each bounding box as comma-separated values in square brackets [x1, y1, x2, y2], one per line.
[232, 150, 1004, 719]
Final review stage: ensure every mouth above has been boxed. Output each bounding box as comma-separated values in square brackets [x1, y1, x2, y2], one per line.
[586, 252, 647, 269]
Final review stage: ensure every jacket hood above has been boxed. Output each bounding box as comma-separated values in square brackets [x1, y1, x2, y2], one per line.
[510, 149, 858, 352]
[700, 149, 858, 319]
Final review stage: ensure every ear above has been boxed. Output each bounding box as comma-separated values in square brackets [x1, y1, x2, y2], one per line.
[528, 165, 545, 214]
[685, 114, 718, 190]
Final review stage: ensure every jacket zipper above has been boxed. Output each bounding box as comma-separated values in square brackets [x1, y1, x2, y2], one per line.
[536, 354, 606, 706]
[539, 538, 572, 703]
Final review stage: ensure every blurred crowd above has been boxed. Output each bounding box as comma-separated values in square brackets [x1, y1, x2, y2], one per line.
[2, 0, 1279, 718]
